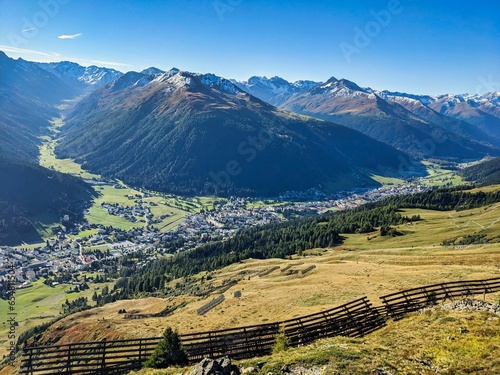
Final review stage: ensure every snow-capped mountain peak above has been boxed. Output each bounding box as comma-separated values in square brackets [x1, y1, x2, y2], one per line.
[35, 61, 123, 88]
[140, 67, 165, 76]
[150, 70, 244, 95]
[199, 73, 242, 94]
[233, 75, 321, 106]
[310, 77, 371, 98]
[109, 71, 153, 91]
[377, 90, 434, 106]
[241, 75, 320, 95]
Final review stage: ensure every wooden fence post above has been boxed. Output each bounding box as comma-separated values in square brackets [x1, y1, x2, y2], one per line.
[254, 328, 261, 354]
[361, 298, 372, 335]
[208, 332, 213, 359]
[481, 280, 490, 301]
[138, 339, 143, 365]
[100, 339, 107, 374]
[66, 345, 72, 374]
[243, 328, 250, 353]
[26, 347, 33, 375]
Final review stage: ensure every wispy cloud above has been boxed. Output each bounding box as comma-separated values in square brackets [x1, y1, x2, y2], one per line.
[22, 27, 37, 33]
[70, 57, 132, 68]
[0, 45, 57, 57]
[0, 45, 132, 70]
[58, 33, 82, 40]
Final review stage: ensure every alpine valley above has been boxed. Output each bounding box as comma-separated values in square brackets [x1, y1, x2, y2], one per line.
[2, 46, 500, 375]
[2, 50, 500, 224]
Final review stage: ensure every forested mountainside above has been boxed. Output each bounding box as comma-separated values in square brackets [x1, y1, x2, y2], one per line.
[459, 158, 500, 186]
[0, 158, 96, 245]
[55, 70, 410, 196]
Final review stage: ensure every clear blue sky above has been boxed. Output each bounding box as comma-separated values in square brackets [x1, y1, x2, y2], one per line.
[0, 0, 499, 95]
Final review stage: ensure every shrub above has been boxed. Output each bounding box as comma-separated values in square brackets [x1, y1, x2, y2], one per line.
[272, 325, 289, 354]
[426, 291, 437, 304]
[143, 327, 188, 368]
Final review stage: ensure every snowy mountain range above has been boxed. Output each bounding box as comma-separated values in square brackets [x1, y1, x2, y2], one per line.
[232, 76, 319, 106]
[2, 48, 500, 199]
[233, 75, 500, 155]
[55, 67, 408, 196]
[35, 61, 123, 89]
[2, 48, 499, 166]
[233, 75, 500, 116]
[108, 68, 248, 97]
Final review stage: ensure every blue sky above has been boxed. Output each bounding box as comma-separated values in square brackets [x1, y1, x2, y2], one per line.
[0, 0, 499, 95]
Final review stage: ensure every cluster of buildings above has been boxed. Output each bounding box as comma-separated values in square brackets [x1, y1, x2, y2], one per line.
[1, 183, 430, 288]
[331, 184, 429, 211]
[0, 241, 83, 288]
[172, 197, 283, 245]
[155, 184, 429, 251]
[100, 199, 153, 224]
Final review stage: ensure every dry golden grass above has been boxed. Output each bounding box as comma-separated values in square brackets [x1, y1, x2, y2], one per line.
[28, 196, 500, 346]
[132, 308, 500, 375]
[3, 192, 500, 375]
[31, 242, 500, 347]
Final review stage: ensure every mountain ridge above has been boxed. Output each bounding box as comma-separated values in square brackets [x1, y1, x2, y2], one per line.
[2, 49, 500, 197]
[232, 75, 500, 157]
[232, 76, 320, 106]
[279, 78, 497, 159]
[55, 69, 411, 196]
[35, 61, 123, 89]
[0, 158, 96, 245]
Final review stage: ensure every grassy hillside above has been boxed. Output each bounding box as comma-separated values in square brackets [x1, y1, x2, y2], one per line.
[0, 276, 115, 359]
[20, 194, 500, 349]
[132, 308, 500, 375]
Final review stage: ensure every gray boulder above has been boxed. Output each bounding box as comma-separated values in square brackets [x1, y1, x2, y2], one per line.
[190, 356, 240, 375]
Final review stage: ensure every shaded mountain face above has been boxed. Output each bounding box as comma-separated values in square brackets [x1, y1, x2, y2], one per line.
[233, 76, 320, 107]
[0, 158, 96, 245]
[56, 70, 410, 196]
[0, 51, 81, 161]
[277, 78, 498, 159]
